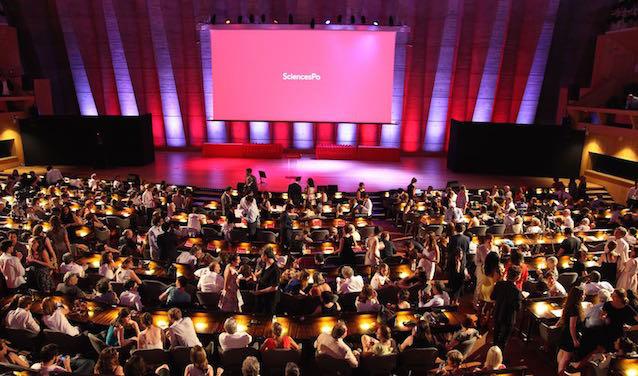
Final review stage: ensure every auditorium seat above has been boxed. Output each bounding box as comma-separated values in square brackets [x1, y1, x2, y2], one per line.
[396, 347, 438, 376]
[220, 347, 260, 376]
[94, 227, 111, 243]
[43, 329, 93, 357]
[262, 349, 301, 376]
[487, 224, 506, 235]
[277, 293, 320, 316]
[169, 346, 193, 375]
[310, 229, 330, 242]
[105, 216, 131, 230]
[229, 229, 250, 243]
[357, 226, 376, 240]
[3, 328, 38, 353]
[131, 348, 170, 369]
[539, 322, 561, 355]
[314, 354, 353, 376]
[467, 225, 488, 237]
[338, 292, 359, 312]
[557, 272, 578, 289]
[140, 280, 169, 306]
[359, 354, 397, 376]
[196, 292, 221, 310]
[423, 224, 443, 236]
[256, 230, 277, 243]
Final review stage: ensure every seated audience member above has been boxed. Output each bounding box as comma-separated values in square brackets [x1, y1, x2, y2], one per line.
[56, 272, 88, 298]
[314, 320, 359, 367]
[138, 313, 164, 350]
[0, 338, 30, 368]
[94, 347, 124, 376]
[119, 280, 143, 311]
[437, 349, 464, 376]
[159, 276, 192, 306]
[58, 252, 87, 277]
[584, 271, 614, 297]
[396, 289, 411, 309]
[361, 324, 397, 355]
[336, 266, 364, 294]
[355, 284, 381, 312]
[313, 291, 342, 315]
[241, 356, 260, 376]
[544, 271, 567, 297]
[284, 269, 311, 295]
[98, 251, 116, 280]
[370, 263, 391, 289]
[285, 362, 300, 376]
[31, 344, 73, 375]
[309, 272, 331, 297]
[93, 278, 119, 305]
[196, 261, 224, 293]
[124, 355, 171, 376]
[420, 281, 451, 308]
[590, 337, 638, 376]
[585, 289, 612, 329]
[41, 296, 80, 336]
[167, 308, 202, 348]
[0, 239, 26, 290]
[260, 321, 300, 352]
[219, 317, 253, 352]
[185, 345, 214, 376]
[176, 246, 200, 266]
[4, 295, 40, 334]
[481, 346, 506, 371]
[399, 319, 436, 351]
[447, 317, 480, 353]
[115, 257, 142, 284]
[105, 308, 140, 348]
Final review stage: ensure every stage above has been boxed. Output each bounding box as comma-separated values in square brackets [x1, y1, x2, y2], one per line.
[9, 151, 555, 192]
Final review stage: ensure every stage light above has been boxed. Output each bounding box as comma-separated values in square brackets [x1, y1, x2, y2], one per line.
[237, 15, 243, 24]
[310, 18, 315, 29]
[288, 13, 293, 24]
[225, 18, 231, 24]
[337, 15, 342, 23]
[249, 14, 255, 23]
[273, 19, 278, 24]
[373, 20, 379, 26]
[324, 19, 330, 25]
[361, 15, 366, 24]
[389, 15, 394, 26]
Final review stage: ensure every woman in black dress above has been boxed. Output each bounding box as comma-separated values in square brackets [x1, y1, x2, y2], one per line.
[557, 286, 585, 375]
[338, 224, 357, 266]
[598, 240, 619, 285]
[447, 248, 465, 305]
[602, 289, 638, 351]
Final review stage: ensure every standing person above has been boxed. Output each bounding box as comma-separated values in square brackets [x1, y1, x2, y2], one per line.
[617, 247, 638, 291]
[474, 235, 495, 304]
[287, 177, 303, 206]
[220, 255, 243, 312]
[598, 240, 619, 284]
[0, 239, 26, 291]
[254, 248, 280, 315]
[447, 248, 465, 305]
[240, 195, 259, 240]
[337, 224, 357, 266]
[279, 204, 294, 251]
[157, 222, 179, 265]
[407, 178, 417, 199]
[48, 215, 71, 262]
[364, 227, 382, 266]
[142, 185, 157, 221]
[556, 286, 585, 375]
[146, 216, 164, 261]
[491, 266, 523, 352]
[244, 168, 258, 197]
[419, 232, 440, 281]
[557, 228, 582, 257]
[221, 186, 234, 217]
[447, 223, 470, 276]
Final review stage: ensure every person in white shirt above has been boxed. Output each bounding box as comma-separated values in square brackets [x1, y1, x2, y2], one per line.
[420, 281, 450, 308]
[146, 216, 164, 261]
[314, 320, 359, 367]
[240, 195, 260, 239]
[114, 257, 142, 285]
[574, 218, 591, 232]
[358, 193, 373, 217]
[119, 280, 143, 311]
[218, 317, 252, 352]
[0, 239, 26, 290]
[45, 166, 63, 186]
[196, 261, 224, 293]
[444, 202, 464, 224]
[58, 253, 87, 278]
[526, 217, 543, 234]
[544, 272, 567, 297]
[583, 271, 614, 297]
[87, 173, 99, 191]
[41, 297, 80, 336]
[176, 248, 198, 266]
[98, 252, 116, 280]
[337, 266, 364, 294]
[5, 296, 40, 334]
[186, 209, 204, 234]
[610, 227, 631, 271]
[562, 209, 574, 229]
[142, 185, 157, 218]
[167, 308, 202, 348]
[370, 263, 390, 290]
[503, 209, 517, 233]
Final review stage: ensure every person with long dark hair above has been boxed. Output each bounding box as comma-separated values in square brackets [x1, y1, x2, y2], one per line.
[556, 286, 585, 374]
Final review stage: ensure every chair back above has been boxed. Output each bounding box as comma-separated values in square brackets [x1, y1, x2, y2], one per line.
[110, 281, 126, 296]
[95, 227, 111, 242]
[262, 349, 301, 375]
[467, 225, 488, 237]
[3, 328, 38, 352]
[424, 224, 443, 236]
[487, 224, 506, 235]
[310, 230, 330, 242]
[359, 354, 398, 375]
[229, 229, 249, 243]
[557, 272, 578, 288]
[43, 329, 92, 357]
[338, 292, 360, 312]
[358, 226, 377, 240]
[196, 292, 221, 310]
[256, 231, 277, 243]
[220, 347, 260, 376]
[169, 346, 193, 375]
[397, 347, 438, 375]
[131, 348, 170, 369]
[472, 366, 528, 375]
[315, 354, 353, 376]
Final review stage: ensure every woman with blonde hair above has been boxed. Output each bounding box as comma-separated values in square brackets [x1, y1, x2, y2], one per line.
[482, 346, 506, 371]
[184, 345, 214, 376]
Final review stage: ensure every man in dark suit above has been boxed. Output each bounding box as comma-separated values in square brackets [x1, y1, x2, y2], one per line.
[220, 186, 233, 217]
[278, 204, 294, 251]
[491, 266, 523, 351]
[557, 227, 582, 256]
[287, 177, 303, 206]
[157, 222, 179, 266]
[447, 222, 470, 271]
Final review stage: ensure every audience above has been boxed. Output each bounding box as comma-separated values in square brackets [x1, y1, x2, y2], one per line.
[218, 317, 252, 352]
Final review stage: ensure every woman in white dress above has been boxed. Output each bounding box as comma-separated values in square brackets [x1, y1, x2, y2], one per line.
[137, 313, 164, 349]
[219, 255, 243, 312]
[364, 229, 383, 266]
[617, 247, 638, 292]
[115, 257, 142, 285]
[418, 233, 440, 281]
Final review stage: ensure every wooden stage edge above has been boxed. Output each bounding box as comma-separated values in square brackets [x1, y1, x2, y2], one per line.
[7, 151, 556, 192]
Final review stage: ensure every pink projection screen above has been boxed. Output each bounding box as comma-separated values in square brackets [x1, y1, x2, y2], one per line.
[210, 27, 396, 123]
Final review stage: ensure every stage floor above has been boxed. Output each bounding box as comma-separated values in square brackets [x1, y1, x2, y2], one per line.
[10, 151, 554, 192]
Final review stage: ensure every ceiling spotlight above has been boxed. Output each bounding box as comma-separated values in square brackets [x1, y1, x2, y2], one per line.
[273, 19, 279, 24]
[225, 19, 231, 24]
[373, 20, 379, 26]
[324, 19, 331, 25]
